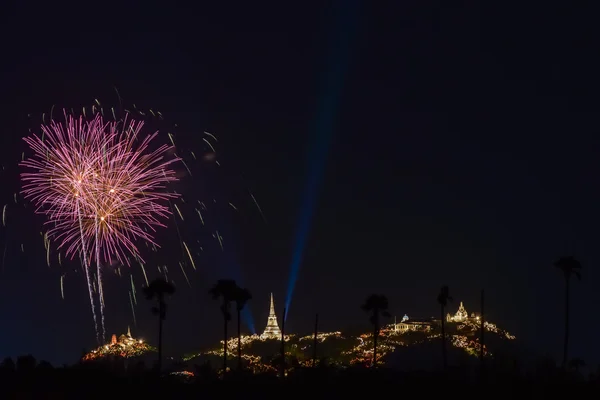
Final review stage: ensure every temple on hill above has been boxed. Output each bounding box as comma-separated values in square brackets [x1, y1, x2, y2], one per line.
[446, 301, 480, 323]
[394, 302, 481, 333]
[395, 314, 434, 332]
[81, 327, 155, 362]
[260, 293, 281, 339]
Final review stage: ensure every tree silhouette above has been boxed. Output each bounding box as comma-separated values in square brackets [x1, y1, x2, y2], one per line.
[0, 357, 15, 375]
[209, 279, 239, 374]
[36, 360, 53, 372]
[361, 294, 391, 367]
[554, 256, 582, 369]
[437, 285, 452, 370]
[16, 355, 36, 375]
[568, 358, 585, 375]
[233, 286, 252, 371]
[143, 278, 176, 373]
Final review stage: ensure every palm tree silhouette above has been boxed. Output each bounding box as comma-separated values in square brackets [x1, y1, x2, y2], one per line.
[143, 278, 176, 373]
[361, 294, 391, 368]
[437, 285, 452, 370]
[554, 256, 582, 369]
[209, 279, 239, 374]
[234, 286, 252, 371]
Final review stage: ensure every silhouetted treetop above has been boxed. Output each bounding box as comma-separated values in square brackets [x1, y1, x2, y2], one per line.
[209, 279, 239, 321]
[235, 287, 252, 311]
[437, 285, 453, 307]
[554, 256, 582, 280]
[143, 278, 176, 301]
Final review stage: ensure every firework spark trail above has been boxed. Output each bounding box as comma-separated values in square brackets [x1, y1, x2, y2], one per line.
[215, 230, 223, 251]
[175, 154, 192, 176]
[139, 260, 149, 286]
[130, 275, 137, 305]
[174, 203, 184, 221]
[129, 290, 137, 327]
[182, 241, 196, 270]
[203, 131, 218, 142]
[78, 200, 100, 343]
[168, 199, 185, 254]
[202, 138, 216, 153]
[195, 208, 205, 225]
[178, 261, 191, 287]
[249, 191, 267, 223]
[95, 219, 106, 343]
[160, 265, 169, 281]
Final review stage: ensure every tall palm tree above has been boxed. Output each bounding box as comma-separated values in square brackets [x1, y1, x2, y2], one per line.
[361, 294, 391, 368]
[209, 279, 239, 374]
[554, 256, 582, 369]
[437, 285, 452, 370]
[143, 278, 176, 373]
[234, 286, 252, 371]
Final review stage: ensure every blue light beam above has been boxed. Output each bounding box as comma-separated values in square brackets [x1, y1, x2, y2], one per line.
[284, 0, 362, 319]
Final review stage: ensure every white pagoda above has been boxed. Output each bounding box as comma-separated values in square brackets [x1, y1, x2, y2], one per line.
[260, 293, 281, 339]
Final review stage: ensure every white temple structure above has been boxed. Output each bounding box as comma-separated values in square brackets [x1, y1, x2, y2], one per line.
[260, 293, 282, 339]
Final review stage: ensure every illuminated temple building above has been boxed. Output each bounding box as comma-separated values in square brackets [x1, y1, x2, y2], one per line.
[260, 293, 281, 339]
[82, 327, 156, 362]
[395, 314, 434, 332]
[394, 301, 481, 332]
[446, 301, 480, 323]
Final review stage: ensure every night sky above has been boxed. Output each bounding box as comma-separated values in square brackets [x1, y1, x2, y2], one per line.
[0, 2, 599, 366]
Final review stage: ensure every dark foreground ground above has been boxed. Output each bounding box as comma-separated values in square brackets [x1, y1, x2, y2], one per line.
[1, 367, 599, 399]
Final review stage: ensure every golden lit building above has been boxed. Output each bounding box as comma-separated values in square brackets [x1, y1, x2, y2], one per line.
[260, 293, 282, 340]
[395, 314, 434, 332]
[446, 302, 480, 323]
[81, 327, 155, 362]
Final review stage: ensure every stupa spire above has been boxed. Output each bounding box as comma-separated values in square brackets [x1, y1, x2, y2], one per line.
[260, 293, 282, 339]
[269, 293, 276, 315]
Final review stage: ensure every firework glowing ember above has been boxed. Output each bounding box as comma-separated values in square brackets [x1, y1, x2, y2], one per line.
[20, 112, 180, 342]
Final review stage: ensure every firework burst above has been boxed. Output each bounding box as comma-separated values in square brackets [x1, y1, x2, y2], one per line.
[20, 112, 180, 341]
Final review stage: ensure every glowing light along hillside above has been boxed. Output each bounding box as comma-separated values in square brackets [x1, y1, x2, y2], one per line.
[184, 299, 515, 371]
[82, 327, 155, 361]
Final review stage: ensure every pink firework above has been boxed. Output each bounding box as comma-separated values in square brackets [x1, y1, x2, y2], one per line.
[21, 113, 180, 264]
[20, 112, 180, 342]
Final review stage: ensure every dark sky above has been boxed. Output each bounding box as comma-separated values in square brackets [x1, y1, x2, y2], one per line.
[0, 2, 599, 366]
